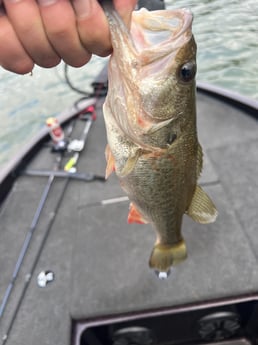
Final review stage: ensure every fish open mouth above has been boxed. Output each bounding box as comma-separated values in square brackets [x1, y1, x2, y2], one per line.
[131, 8, 193, 54]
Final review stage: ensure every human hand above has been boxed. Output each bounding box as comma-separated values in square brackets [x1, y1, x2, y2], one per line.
[0, 0, 137, 74]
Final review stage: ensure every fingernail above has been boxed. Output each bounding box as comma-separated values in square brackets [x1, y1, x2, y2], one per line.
[72, 0, 94, 19]
[3, 0, 22, 3]
[37, 0, 58, 7]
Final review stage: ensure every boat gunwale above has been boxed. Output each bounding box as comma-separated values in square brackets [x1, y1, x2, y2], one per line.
[197, 81, 258, 119]
[73, 292, 258, 345]
[0, 97, 96, 204]
[1, 82, 257, 204]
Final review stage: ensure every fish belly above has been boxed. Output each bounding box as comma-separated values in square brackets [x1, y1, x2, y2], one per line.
[117, 133, 198, 272]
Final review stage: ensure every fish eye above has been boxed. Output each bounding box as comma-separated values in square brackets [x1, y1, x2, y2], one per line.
[179, 61, 196, 82]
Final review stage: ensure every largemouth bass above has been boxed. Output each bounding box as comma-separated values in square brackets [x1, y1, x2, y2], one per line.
[103, 5, 218, 277]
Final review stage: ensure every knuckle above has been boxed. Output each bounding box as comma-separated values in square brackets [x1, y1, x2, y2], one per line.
[48, 25, 71, 39]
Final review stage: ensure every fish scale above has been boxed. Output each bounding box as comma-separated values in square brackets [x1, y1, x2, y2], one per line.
[103, 5, 217, 276]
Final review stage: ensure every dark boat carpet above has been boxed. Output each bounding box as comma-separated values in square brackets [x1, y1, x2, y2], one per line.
[0, 93, 258, 344]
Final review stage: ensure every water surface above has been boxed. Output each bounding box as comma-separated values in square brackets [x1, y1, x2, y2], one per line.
[0, 0, 257, 171]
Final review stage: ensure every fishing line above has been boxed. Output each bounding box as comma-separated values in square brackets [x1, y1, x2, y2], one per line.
[64, 64, 94, 97]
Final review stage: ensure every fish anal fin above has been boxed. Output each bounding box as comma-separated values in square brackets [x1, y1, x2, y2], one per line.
[128, 203, 148, 224]
[186, 185, 218, 224]
[105, 144, 116, 179]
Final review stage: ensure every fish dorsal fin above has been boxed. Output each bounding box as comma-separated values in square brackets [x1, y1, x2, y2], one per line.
[186, 185, 218, 224]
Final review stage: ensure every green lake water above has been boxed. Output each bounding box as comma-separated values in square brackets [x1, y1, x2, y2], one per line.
[0, 0, 257, 171]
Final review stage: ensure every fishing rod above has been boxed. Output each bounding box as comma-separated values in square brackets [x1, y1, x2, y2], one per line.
[1, 113, 80, 333]
[22, 169, 105, 182]
[21, 110, 105, 182]
[0, 101, 103, 342]
[1, 176, 70, 344]
[0, 152, 63, 320]
[0, 111, 76, 320]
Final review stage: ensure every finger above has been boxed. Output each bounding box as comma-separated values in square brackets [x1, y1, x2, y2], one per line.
[0, 12, 34, 74]
[73, 0, 111, 57]
[73, 0, 137, 57]
[38, 0, 91, 67]
[3, 0, 61, 68]
[113, 0, 137, 27]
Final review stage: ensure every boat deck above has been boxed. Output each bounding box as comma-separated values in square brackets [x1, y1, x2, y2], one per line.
[0, 86, 258, 344]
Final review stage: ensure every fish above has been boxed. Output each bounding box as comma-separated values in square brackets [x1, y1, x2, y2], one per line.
[103, 5, 218, 277]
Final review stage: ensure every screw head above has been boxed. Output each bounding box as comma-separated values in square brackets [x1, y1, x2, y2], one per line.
[37, 270, 55, 288]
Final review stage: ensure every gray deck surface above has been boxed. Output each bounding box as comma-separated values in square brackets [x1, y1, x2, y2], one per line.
[0, 92, 258, 344]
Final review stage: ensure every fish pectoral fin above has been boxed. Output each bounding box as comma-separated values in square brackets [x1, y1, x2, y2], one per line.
[128, 203, 149, 224]
[105, 144, 116, 179]
[146, 118, 173, 134]
[120, 149, 141, 177]
[186, 185, 218, 224]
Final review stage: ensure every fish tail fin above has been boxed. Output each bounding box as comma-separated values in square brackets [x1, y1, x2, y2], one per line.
[149, 240, 187, 273]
